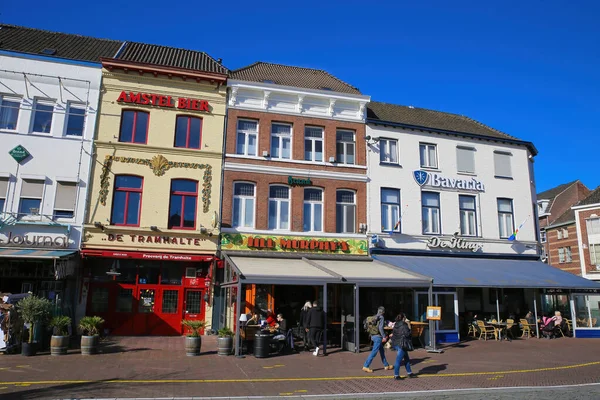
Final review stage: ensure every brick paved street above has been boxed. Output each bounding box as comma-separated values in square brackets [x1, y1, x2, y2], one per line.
[0, 336, 599, 399]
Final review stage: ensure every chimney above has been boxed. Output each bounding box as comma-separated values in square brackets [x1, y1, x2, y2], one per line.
[217, 58, 223, 64]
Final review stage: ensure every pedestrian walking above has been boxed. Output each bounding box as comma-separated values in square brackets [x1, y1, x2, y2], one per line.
[389, 312, 416, 380]
[299, 301, 312, 351]
[306, 300, 325, 356]
[362, 306, 392, 372]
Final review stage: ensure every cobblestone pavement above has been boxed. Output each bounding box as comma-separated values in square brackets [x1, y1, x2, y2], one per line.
[0, 336, 599, 399]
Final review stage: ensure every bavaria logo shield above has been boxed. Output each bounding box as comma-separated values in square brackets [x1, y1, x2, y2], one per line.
[413, 170, 429, 186]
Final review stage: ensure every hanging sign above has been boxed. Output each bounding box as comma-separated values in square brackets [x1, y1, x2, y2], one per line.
[426, 233, 483, 253]
[414, 170, 485, 192]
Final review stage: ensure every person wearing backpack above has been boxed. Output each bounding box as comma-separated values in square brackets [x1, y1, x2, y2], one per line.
[362, 306, 392, 372]
[389, 312, 416, 380]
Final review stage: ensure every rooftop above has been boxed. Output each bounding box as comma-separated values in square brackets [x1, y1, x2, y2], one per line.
[537, 181, 579, 201]
[577, 186, 600, 207]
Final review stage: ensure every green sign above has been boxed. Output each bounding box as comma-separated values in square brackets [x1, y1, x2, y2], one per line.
[9, 145, 30, 163]
[288, 176, 312, 186]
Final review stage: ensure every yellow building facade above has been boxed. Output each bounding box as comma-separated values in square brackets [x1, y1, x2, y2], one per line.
[80, 44, 228, 335]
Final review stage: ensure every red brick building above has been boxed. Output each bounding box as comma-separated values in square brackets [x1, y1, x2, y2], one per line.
[573, 187, 600, 281]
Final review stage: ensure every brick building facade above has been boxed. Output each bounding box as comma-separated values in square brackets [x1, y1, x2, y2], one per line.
[573, 188, 600, 281]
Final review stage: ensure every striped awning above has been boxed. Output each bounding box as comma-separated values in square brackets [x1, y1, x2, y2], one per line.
[0, 248, 77, 259]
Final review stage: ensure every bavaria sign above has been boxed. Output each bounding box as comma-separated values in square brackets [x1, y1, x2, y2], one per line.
[413, 170, 485, 192]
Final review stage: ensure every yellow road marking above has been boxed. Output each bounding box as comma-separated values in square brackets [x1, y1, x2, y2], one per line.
[0, 361, 598, 386]
[279, 393, 293, 396]
[15, 366, 29, 368]
[0, 387, 7, 390]
[262, 367, 274, 369]
[294, 390, 308, 393]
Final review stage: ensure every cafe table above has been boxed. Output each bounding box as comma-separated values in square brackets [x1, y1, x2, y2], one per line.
[487, 321, 509, 341]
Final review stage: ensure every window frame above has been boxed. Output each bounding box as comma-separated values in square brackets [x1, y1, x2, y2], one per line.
[336, 189, 356, 233]
[0, 95, 21, 131]
[540, 230, 547, 243]
[270, 122, 292, 160]
[422, 191, 441, 235]
[304, 126, 324, 162]
[336, 129, 356, 165]
[174, 115, 202, 150]
[558, 247, 565, 263]
[590, 243, 600, 266]
[53, 181, 77, 220]
[236, 119, 259, 157]
[563, 228, 569, 239]
[459, 194, 478, 237]
[232, 181, 256, 229]
[379, 138, 399, 165]
[64, 102, 86, 137]
[118, 109, 149, 144]
[565, 246, 572, 262]
[110, 175, 144, 227]
[303, 187, 324, 232]
[18, 179, 45, 217]
[168, 179, 199, 230]
[0, 177, 8, 214]
[557, 229, 563, 240]
[493, 151, 513, 179]
[587, 217, 600, 235]
[419, 143, 438, 169]
[31, 99, 55, 134]
[381, 187, 401, 233]
[497, 198, 515, 239]
[267, 185, 291, 231]
[456, 146, 476, 174]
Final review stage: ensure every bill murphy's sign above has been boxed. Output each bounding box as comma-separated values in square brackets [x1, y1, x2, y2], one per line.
[426, 233, 483, 253]
[413, 170, 485, 192]
[221, 233, 368, 255]
[0, 232, 69, 248]
[117, 91, 210, 112]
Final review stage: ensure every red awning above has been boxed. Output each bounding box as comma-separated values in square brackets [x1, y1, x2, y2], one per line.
[81, 249, 213, 262]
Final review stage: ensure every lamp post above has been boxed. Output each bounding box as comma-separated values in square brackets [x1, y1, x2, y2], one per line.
[237, 313, 247, 358]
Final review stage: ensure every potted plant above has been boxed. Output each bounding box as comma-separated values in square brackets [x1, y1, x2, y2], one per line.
[181, 320, 206, 356]
[16, 295, 52, 357]
[217, 327, 234, 356]
[49, 315, 72, 356]
[79, 316, 104, 355]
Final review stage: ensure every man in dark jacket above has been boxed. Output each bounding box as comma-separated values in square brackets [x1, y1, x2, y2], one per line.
[306, 301, 325, 356]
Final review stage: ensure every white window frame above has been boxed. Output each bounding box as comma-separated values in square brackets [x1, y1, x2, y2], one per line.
[0, 95, 21, 131]
[563, 228, 569, 239]
[64, 102, 86, 137]
[31, 98, 55, 134]
[456, 146, 475, 174]
[304, 126, 324, 162]
[565, 246, 572, 262]
[494, 151, 513, 178]
[18, 179, 45, 218]
[268, 185, 290, 231]
[540, 230, 547, 243]
[590, 243, 600, 266]
[415, 291, 458, 333]
[459, 194, 477, 237]
[236, 119, 258, 157]
[379, 138, 399, 164]
[558, 247, 565, 263]
[587, 218, 600, 235]
[336, 129, 356, 165]
[497, 198, 514, 239]
[303, 187, 323, 232]
[270, 122, 292, 160]
[232, 182, 256, 229]
[336, 189, 356, 233]
[419, 143, 438, 169]
[422, 191, 441, 235]
[0, 177, 8, 214]
[381, 188, 401, 232]
[557, 229, 563, 240]
[53, 181, 77, 220]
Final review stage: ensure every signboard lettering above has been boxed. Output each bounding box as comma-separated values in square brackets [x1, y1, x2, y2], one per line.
[221, 233, 367, 255]
[427, 233, 483, 253]
[117, 91, 210, 112]
[288, 176, 312, 186]
[9, 145, 31, 163]
[414, 170, 485, 192]
[0, 232, 68, 248]
[105, 233, 206, 246]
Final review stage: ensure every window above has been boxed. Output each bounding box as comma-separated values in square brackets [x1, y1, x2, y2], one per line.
[540, 230, 547, 243]
[497, 198, 514, 238]
[271, 123, 292, 159]
[174, 116, 202, 149]
[565, 246, 572, 262]
[236, 119, 258, 156]
[459, 195, 477, 236]
[494, 151, 512, 178]
[116, 288, 133, 312]
[268, 185, 290, 230]
[168, 179, 198, 229]
[31, 100, 54, 133]
[557, 229, 563, 240]
[119, 110, 149, 144]
[19, 179, 44, 216]
[422, 192, 441, 234]
[419, 143, 438, 168]
[111, 175, 143, 226]
[563, 228, 569, 239]
[161, 290, 179, 314]
[65, 104, 86, 136]
[0, 178, 8, 213]
[53, 181, 77, 219]
[380, 138, 398, 164]
[457, 147, 475, 174]
[381, 188, 401, 232]
[0, 95, 20, 130]
[336, 190, 356, 233]
[303, 188, 323, 232]
[304, 126, 323, 162]
[336, 130, 355, 165]
[558, 248, 565, 263]
[232, 182, 255, 228]
[587, 218, 600, 235]
[590, 244, 600, 265]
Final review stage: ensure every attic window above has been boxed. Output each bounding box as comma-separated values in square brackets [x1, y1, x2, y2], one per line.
[262, 79, 276, 84]
[40, 48, 57, 55]
[320, 87, 333, 91]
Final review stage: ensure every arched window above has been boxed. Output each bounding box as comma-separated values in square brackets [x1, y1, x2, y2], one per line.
[232, 182, 255, 228]
[303, 188, 323, 232]
[168, 179, 198, 229]
[111, 175, 143, 226]
[336, 190, 355, 233]
[268, 185, 290, 230]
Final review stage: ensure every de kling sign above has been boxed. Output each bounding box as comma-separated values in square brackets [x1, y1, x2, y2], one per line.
[413, 170, 485, 192]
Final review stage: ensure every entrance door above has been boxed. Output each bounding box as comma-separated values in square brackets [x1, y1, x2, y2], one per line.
[339, 284, 356, 352]
[183, 289, 205, 334]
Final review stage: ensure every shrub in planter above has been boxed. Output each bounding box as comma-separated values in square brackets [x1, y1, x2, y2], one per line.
[217, 327, 234, 356]
[16, 295, 52, 357]
[49, 315, 72, 356]
[181, 320, 207, 356]
[79, 316, 104, 355]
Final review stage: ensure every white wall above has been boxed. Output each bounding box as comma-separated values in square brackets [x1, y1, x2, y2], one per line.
[0, 54, 102, 250]
[367, 123, 538, 256]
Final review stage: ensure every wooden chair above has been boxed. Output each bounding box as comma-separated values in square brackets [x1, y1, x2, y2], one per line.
[567, 319, 573, 333]
[519, 319, 533, 338]
[467, 323, 476, 338]
[477, 320, 496, 341]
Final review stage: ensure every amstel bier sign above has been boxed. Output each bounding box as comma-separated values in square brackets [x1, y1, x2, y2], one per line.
[221, 233, 368, 255]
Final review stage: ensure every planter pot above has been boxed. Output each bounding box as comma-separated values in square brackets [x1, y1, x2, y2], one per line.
[185, 336, 202, 356]
[21, 342, 38, 357]
[81, 335, 99, 355]
[50, 335, 70, 356]
[217, 336, 233, 356]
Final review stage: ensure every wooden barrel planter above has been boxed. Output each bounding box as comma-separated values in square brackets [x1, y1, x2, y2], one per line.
[185, 336, 202, 356]
[217, 336, 233, 356]
[81, 335, 99, 355]
[50, 336, 69, 356]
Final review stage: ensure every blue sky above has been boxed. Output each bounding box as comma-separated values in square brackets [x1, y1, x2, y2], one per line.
[3, 1, 598, 193]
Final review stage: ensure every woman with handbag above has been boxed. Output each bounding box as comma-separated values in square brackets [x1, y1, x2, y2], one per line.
[389, 312, 417, 380]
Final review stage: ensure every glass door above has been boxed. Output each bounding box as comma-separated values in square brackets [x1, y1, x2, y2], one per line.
[415, 292, 458, 332]
[340, 284, 356, 352]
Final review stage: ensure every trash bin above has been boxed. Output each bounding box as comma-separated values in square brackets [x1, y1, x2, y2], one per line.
[254, 333, 271, 358]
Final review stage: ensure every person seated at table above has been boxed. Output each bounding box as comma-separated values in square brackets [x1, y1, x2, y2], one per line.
[524, 311, 535, 326]
[266, 309, 277, 327]
[246, 311, 260, 326]
[276, 313, 287, 333]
